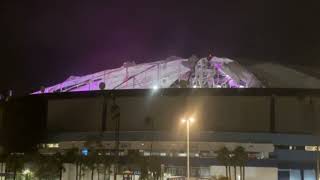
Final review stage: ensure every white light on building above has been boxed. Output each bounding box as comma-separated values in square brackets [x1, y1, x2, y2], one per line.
[23, 169, 31, 175]
[160, 152, 166, 156]
[152, 85, 159, 90]
[178, 153, 187, 157]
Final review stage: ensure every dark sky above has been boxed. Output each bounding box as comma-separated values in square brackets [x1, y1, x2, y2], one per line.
[1, 1, 320, 94]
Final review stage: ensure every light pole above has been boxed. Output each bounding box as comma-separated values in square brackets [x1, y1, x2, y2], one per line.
[182, 117, 195, 180]
[317, 145, 320, 180]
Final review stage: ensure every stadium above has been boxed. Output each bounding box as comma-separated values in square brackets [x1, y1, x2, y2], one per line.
[1, 56, 320, 180]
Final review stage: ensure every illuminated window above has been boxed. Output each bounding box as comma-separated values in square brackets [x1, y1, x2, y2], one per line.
[305, 146, 319, 152]
[178, 153, 187, 157]
[46, 143, 59, 148]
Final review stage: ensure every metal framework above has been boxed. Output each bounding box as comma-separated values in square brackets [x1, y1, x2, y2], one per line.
[33, 56, 262, 94]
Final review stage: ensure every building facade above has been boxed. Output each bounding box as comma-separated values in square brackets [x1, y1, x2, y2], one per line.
[1, 88, 320, 180]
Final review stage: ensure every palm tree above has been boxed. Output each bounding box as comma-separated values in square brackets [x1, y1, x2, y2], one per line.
[64, 148, 81, 180]
[95, 151, 112, 180]
[5, 153, 24, 180]
[233, 146, 248, 180]
[33, 153, 64, 180]
[127, 150, 140, 169]
[139, 156, 149, 180]
[53, 152, 66, 180]
[145, 116, 163, 180]
[0, 153, 5, 178]
[149, 156, 161, 180]
[83, 138, 105, 180]
[126, 151, 149, 180]
[216, 147, 231, 179]
[78, 156, 86, 180]
[83, 151, 98, 180]
[230, 152, 237, 180]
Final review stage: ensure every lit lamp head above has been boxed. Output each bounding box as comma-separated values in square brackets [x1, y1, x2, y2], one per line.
[181, 117, 195, 123]
[152, 85, 159, 90]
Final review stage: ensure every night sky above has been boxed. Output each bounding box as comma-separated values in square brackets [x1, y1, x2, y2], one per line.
[1, 1, 320, 95]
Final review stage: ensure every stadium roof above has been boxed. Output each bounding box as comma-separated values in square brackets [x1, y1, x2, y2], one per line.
[33, 56, 320, 94]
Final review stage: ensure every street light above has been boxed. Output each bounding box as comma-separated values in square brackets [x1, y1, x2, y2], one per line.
[152, 85, 159, 90]
[181, 117, 195, 180]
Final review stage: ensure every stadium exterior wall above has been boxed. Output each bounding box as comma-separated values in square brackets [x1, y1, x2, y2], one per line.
[1, 88, 320, 151]
[1, 88, 320, 180]
[44, 89, 320, 134]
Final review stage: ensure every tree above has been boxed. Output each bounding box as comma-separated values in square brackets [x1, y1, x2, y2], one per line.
[83, 150, 98, 180]
[145, 117, 164, 180]
[78, 156, 87, 180]
[0, 153, 6, 178]
[230, 152, 237, 180]
[233, 146, 248, 180]
[5, 153, 24, 180]
[125, 151, 149, 180]
[32, 152, 65, 180]
[216, 146, 248, 180]
[83, 137, 105, 180]
[139, 157, 149, 180]
[216, 147, 231, 179]
[54, 152, 66, 180]
[96, 151, 112, 180]
[126, 150, 140, 170]
[149, 156, 162, 180]
[64, 148, 81, 180]
[144, 116, 155, 154]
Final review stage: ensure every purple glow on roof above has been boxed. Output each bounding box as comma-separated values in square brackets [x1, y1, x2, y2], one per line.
[33, 56, 262, 94]
[228, 79, 240, 88]
[214, 63, 223, 70]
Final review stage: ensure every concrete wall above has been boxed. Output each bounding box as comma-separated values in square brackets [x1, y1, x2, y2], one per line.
[47, 96, 271, 133]
[48, 97, 103, 132]
[0, 105, 3, 151]
[106, 96, 270, 132]
[275, 97, 320, 134]
[210, 166, 278, 180]
[0, 106, 3, 130]
[61, 164, 278, 180]
[313, 97, 320, 135]
[46, 95, 320, 134]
